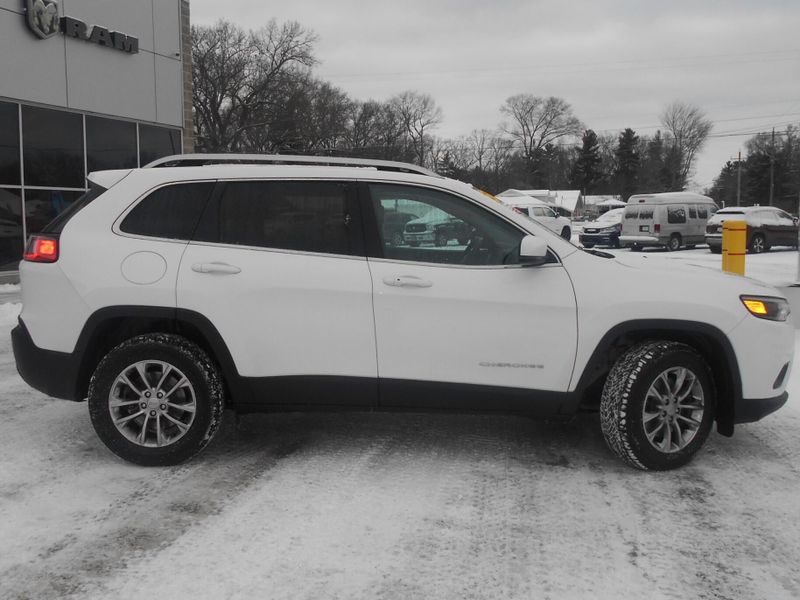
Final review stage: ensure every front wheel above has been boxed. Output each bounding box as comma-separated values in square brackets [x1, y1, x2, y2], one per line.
[88, 333, 225, 466]
[749, 233, 767, 254]
[600, 341, 715, 470]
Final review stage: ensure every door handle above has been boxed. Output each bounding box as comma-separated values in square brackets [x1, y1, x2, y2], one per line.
[382, 275, 433, 288]
[191, 262, 241, 275]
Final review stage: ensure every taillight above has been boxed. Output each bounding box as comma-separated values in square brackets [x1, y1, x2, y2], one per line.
[654, 224, 661, 233]
[23, 235, 59, 263]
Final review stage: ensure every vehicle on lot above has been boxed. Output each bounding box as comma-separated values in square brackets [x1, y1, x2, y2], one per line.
[403, 208, 470, 247]
[12, 154, 793, 471]
[382, 210, 418, 246]
[620, 192, 719, 251]
[579, 208, 625, 248]
[705, 206, 799, 254]
[497, 197, 573, 240]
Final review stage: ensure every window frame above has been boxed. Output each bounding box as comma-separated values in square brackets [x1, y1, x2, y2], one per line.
[359, 181, 561, 269]
[187, 178, 367, 259]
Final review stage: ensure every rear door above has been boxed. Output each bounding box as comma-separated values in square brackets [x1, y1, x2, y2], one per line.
[364, 182, 578, 411]
[177, 179, 378, 406]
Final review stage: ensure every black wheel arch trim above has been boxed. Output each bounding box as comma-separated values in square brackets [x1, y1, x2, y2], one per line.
[573, 319, 743, 436]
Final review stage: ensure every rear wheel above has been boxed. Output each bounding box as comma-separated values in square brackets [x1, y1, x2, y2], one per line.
[749, 233, 767, 254]
[629, 244, 642, 252]
[390, 231, 404, 246]
[434, 231, 448, 247]
[709, 246, 721, 254]
[88, 333, 225, 466]
[561, 227, 571, 240]
[667, 234, 682, 252]
[600, 341, 715, 470]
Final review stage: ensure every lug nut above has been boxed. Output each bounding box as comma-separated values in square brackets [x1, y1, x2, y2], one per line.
[157, 392, 164, 399]
[149, 410, 156, 417]
[140, 402, 147, 409]
[144, 392, 151, 398]
[160, 404, 166, 411]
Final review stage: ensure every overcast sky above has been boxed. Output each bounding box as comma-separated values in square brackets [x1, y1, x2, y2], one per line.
[191, 0, 800, 192]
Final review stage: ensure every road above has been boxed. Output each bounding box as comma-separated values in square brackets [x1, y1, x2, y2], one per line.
[2, 263, 800, 599]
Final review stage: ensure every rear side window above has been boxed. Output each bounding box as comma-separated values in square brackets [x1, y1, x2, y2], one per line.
[624, 207, 638, 219]
[638, 207, 654, 219]
[698, 206, 708, 219]
[667, 206, 686, 224]
[689, 206, 697, 219]
[120, 182, 214, 240]
[194, 180, 358, 256]
[43, 184, 107, 234]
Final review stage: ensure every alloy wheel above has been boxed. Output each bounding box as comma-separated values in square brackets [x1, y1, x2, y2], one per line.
[642, 366, 704, 453]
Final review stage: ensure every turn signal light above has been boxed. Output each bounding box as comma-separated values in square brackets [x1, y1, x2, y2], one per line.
[740, 296, 790, 322]
[23, 235, 59, 263]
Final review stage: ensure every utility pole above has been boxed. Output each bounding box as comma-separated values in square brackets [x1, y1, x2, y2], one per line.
[769, 128, 775, 206]
[736, 150, 742, 206]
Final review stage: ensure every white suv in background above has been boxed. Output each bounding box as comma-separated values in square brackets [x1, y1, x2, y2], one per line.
[12, 155, 794, 470]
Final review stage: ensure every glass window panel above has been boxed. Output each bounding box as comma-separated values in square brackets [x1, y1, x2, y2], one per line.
[0, 102, 20, 185]
[22, 106, 84, 188]
[86, 116, 137, 173]
[195, 181, 356, 256]
[667, 206, 687, 224]
[24, 189, 84, 235]
[139, 124, 182, 166]
[0, 188, 24, 271]
[120, 183, 214, 240]
[369, 184, 526, 266]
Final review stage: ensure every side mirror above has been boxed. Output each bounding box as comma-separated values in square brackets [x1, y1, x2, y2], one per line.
[519, 235, 549, 266]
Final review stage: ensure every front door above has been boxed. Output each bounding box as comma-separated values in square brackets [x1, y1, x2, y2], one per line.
[364, 183, 578, 412]
[177, 179, 378, 406]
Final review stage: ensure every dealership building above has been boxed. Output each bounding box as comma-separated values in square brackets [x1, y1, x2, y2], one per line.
[0, 0, 192, 273]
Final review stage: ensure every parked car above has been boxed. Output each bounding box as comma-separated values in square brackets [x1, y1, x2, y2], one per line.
[579, 208, 625, 248]
[620, 192, 719, 251]
[12, 154, 793, 471]
[382, 210, 418, 246]
[497, 198, 572, 239]
[705, 206, 799, 254]
[403, 209, 470, 247]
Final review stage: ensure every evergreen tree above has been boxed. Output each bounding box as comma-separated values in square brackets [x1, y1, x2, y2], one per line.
[613, 128, 639, 201]
[571, 129, 602, 194]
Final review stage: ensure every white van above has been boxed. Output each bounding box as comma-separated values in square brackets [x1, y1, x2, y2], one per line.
[497, 197, 573, 239]
[620, 192, 719, 251]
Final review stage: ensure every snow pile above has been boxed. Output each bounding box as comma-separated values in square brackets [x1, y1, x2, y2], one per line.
[0, 283, 20, 293]
[0, 302, 21, 326]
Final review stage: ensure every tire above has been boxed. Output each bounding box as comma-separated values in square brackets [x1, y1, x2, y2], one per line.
[408, 241, 419, 247]
[667, 234, 681, 252]
[612, 236, 621, 249]
[88, 333, 225, 466]
[390, 231, 404, 246]
[561, 227, 571, 240]
[709, 246, 721, 254]
[749, 233, 767, 254]
[600, 341, 715, 471]
[629, 244, 642, 252]
[582, 243, 595, 249]
[434, 231, 448, 247]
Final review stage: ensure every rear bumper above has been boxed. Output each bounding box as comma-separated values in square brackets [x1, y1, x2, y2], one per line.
[11, 318, 81, 401]
[734, 392, 788, 423]
[620, 235, 660, 246]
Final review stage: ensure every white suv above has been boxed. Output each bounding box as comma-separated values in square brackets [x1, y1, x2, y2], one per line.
[12, 155, 794, 470]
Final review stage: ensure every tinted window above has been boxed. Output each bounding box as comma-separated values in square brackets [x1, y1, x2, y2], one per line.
[0, 188, 23, 270]
[25, 189, 84, 234]
[121, 183, 214, 240]
[44, 184, 107, 234]
[689, 206, 697, 219]
[87, 116, 137, 173]
[0, 101, 20, 185]
[638, 207, 654, 219]
[370, 183, 526, 266]
[697, 206, 708, 219]
[194, 180, 357, 255]
[139, 125, 182, 166]
[22, 106, 84, 188]
[624, 207, 638, 219]
[667, 206, 686, 224]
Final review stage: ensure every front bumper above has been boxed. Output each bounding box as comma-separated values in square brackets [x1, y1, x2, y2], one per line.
[734, 392, 788, 424]
[11, 318, 81, 401]
[579, 232, 619, 246]
[705, 234, 722, 248]
[404, 231, 434, 243]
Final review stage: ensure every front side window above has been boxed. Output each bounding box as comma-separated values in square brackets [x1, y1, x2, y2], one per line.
[194, 180, 358, 256]
[120, 182, 214, 240]
[369, 183, 527, 266]
[667, 206, 687, 224]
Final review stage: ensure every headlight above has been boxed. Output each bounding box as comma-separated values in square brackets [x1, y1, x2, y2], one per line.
[740, 296, 791, 321]
[599, 226, 619, 233]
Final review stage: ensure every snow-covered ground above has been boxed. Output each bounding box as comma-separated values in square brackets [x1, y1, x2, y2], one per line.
[3, 250, 800, 599]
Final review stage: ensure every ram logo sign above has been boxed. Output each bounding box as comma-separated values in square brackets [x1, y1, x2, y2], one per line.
[25, 0, 60, 39]
[23, 0, 139, 54]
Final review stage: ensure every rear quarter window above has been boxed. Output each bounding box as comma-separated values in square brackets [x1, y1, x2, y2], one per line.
[43, 184, 107, 234]
[120, 182, 215, 240]
[667, 206, 686, 224]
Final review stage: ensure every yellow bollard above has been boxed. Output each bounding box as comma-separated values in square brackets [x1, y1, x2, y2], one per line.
[722, 220, 747, 275]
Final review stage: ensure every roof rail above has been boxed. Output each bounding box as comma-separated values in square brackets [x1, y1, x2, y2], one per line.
[143, 153, 440, 177]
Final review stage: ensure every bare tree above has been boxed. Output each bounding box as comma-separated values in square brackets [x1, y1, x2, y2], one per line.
[660, 101, 713, 189]
[468, 129, 493, 172]
[388, 91, 443, 167]
[500, 95, 583, 159]
[192, 19, 317, 152]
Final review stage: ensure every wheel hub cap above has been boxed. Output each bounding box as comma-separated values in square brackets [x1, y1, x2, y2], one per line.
[642, 366, 704, 454]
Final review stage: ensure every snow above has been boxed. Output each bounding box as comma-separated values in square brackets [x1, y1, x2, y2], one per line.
[2, 249, 800, 598]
